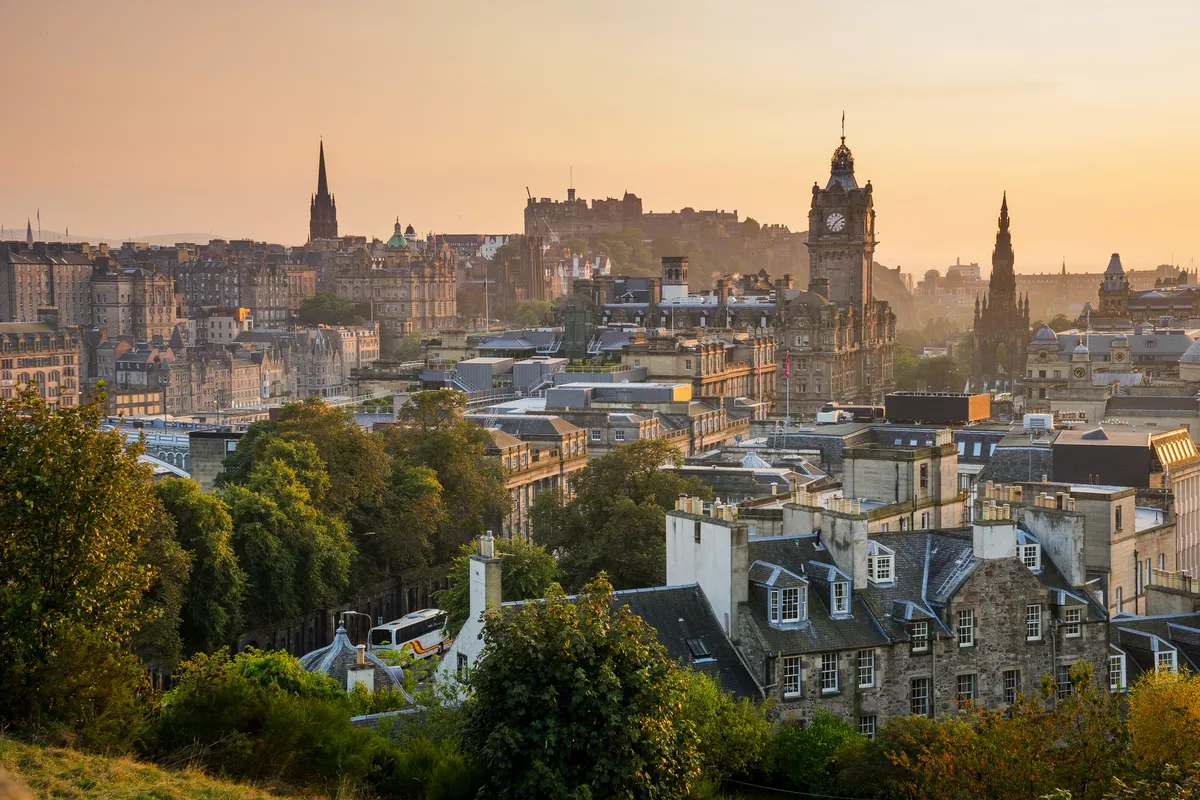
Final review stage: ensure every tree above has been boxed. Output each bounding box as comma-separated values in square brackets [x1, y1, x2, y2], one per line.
[435, 538, 558, 636]
[462, 575, 700, 797]
[0, 388, 159, 729]
[771, 712, 863, 793]
[356, 457, 445, 581]
[133, 504, 191, 676]
[155, 478, 246, 655]
[1049, 313, 1075, 332]
[893, 345, 920, 390]
[393, 331, 423, 361]
[383, 391, 508, 561]
[296, 291, 365, 326]
[1126, 669, 1200, 777]
[742, 217, 761, 239]
[508, 299, 553, 329]
[221, 440, 354, 628]
[532, 439, 710, 590]
[678, 670, 773, 786]
[916, 355, 964, 392]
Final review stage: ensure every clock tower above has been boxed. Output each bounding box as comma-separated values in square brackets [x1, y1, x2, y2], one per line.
[807, 134, 875, 322]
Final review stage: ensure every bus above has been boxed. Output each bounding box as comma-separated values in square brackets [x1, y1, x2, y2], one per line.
[368, 609, 450, 659]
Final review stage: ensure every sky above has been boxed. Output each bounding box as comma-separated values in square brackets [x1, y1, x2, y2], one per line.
[4, 0, 1200, 276]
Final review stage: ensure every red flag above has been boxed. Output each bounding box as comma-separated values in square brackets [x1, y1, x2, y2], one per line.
[785, 352, 790, 379]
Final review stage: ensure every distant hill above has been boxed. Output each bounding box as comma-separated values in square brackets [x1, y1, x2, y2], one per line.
[0, 228, 226, 246]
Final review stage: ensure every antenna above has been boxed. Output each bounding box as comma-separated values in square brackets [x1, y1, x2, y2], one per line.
[841, 110, 845, 142]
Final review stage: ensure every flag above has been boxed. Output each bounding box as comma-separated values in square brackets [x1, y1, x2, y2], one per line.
[784, 352, 791, 379]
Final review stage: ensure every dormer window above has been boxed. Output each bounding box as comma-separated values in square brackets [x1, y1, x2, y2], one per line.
[1157, 649, 1177, 674]
[1019, 543, 1041, 572]
[832, 581, 850, 615]
[867, 541, 895, 584]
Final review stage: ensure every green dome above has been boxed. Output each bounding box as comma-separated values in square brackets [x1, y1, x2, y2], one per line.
[386, 219, 408, 249]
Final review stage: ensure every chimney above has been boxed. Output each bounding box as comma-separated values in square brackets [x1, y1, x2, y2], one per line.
[356, 644, 366, 665]
[973, 519, 1017, 559]
[470, 531, 502, 622]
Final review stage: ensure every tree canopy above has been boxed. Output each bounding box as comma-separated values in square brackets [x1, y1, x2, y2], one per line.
[463, 575, 700, 797]
[295, 292, 366, 326]
[507, 299, 553, 329]
[435, 538, 558, 637]
[532, 438, 710, 590]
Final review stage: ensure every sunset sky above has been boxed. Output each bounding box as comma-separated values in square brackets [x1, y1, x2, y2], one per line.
[5, 1, 1200, 276]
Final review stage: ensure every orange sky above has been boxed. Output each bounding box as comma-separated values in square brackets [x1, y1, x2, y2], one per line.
[4, 1, 1200, 276]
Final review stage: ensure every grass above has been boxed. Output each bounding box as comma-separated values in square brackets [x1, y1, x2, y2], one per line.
[0, 735, 325, 800]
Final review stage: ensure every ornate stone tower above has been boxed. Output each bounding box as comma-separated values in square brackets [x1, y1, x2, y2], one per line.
[309, 141, 338, 241]
[661, 255, 688, 301]
[807, 134, 874, 325]
[1098, 253, 1130, 317]
[972, 193, 1031, 391]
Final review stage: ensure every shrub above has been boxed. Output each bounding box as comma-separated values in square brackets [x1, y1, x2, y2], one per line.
[770, 711, 863, 793]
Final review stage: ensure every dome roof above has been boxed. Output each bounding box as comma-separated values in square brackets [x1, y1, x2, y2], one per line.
[790, 291, 830, 309]
[825, 136, 858, 191]
[1073, 343, 1089, 355]
[1105, 253, 1125, 277]
[1181, 338, 1200, 364]
[1113, 332, 1128, 342]
[1033, 326, 1058, 342]
[298, 620, 408, 695]
[386, 219, 408, 249]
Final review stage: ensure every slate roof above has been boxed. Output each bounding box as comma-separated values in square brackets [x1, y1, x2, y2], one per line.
[1110, 612, 1200, 679]
[614, 584, 761, 699]
[465, 413, 581, 439]
[298, 622, 407, 696]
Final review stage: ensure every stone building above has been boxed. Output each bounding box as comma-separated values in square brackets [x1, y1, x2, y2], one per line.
[286, 264, 318, 313]
[334, 246, 457, 335]
[90, 258, 177, 342]
[0, 317, 81, 407]
[484, 423, 590, 540]
[775, 135, 896, 418]
[972, 194, 1032, 391]
[620, 332, 776, 408]
[667, 499, 1108, 729]
[0, 242, 93, 326]
[324, 323, 380, 380]
[173, 260, 289, 327]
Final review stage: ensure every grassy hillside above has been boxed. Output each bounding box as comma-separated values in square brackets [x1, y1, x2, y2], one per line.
[0, 736, 321, 800]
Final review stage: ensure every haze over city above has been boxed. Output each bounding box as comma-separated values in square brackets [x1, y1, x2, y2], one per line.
[6, 0, 1200, 273]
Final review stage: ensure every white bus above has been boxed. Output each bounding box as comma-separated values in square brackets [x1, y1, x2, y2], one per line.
[368, 609, 450, 660]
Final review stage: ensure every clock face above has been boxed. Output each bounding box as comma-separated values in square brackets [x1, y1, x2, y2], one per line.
[1074, 367, 1086, 378]
[1115, 351, 1126, 362]
[825, 212, 846, 233]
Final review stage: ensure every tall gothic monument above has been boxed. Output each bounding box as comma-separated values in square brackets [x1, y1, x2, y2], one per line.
[972, 193, 1030, 390]
[309, 141, 338, 241]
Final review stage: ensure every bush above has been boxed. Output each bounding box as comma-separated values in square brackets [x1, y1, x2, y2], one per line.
[770, 711, 863, 793]
[151, 649, 379, 788]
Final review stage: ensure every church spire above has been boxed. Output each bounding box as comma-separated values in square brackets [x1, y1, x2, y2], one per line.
[26, 218, 32, 247]
[988, 192, 1016, 305]
[317, 140, 329, 198]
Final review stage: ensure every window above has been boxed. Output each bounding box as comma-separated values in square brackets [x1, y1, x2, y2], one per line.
[1056, 665, 1073, 699]
[956, 673, 976, 705]
[1064, 607, 1082, 638]
[1116, 587, 1123, 612]
[590, 428, 601, 442]
[457, 652, 468, 679]
[988, 443, 997, 456]
[1109, 654, 1126, 691]
[684, 359, 691, 370]
[769, 590, 780, 623]
[958, 441, 966, 455]
[973, 442, 982, 457]
[781, 587, 802, 623]
[1157, 650, 1178, 673]
[911, 678, 931, 716]
[614, 429, 625, 442]
[782, 656, 802, 697]
[1115, 507, 1123, 531]
[919, 463, 929, 491]
[832, 581, 849, 615]
[1159, 553, 1166, 570]
[859, 715, 877, 739]
[920, 512, 929, 530]
[1019, 543, 1041, 571]
[1026, 604, 1043, 641]
[957, 609, 975, 647]
[820, 653, 839, 693]
[1039, 369, 1047, 378]
[911, 620, 929, 652]
[868, 544, 894, 583]
[1003, 669, 1021, 704]
[857, 650, 875, 688]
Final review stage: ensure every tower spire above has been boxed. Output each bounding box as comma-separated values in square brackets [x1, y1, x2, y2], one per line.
[317, 140, 329, 198]
[309, 139, 338, 241]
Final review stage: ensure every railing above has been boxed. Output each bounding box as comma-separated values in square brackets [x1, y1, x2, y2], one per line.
[564, 363, 628, 373]
[1149, 568, 1199, 594]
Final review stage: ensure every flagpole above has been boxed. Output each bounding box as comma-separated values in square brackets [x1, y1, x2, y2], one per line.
[785, 351, 791, 427]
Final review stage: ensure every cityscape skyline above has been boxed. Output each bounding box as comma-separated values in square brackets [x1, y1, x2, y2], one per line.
[5, 1, 1200, 274]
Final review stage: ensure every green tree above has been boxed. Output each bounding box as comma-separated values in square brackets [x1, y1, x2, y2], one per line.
[508, 299, 553, 328]
[383, 391, 508, 561]
[742, 218, 761, 239]
[893, 345, 920, 390]
[917, 355, 964, 392]
[221, 440, 354, 628]
[435, 538, 558, 636]
[154, 478, 246, 655]
[1049, 313, 1075, 332]
[679, 670, 773, 787]
[0, 388, 159, 732]
[133, 504, 191, 676]
[463, 575, 700, 798]
[295, 291, 366, 326]
[532, 439, 710, 590]
[771, 711, 863, 793]
[393, 330, 424, 361]
[563, 237, 588, 255]
[357, 457, 445, 581]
